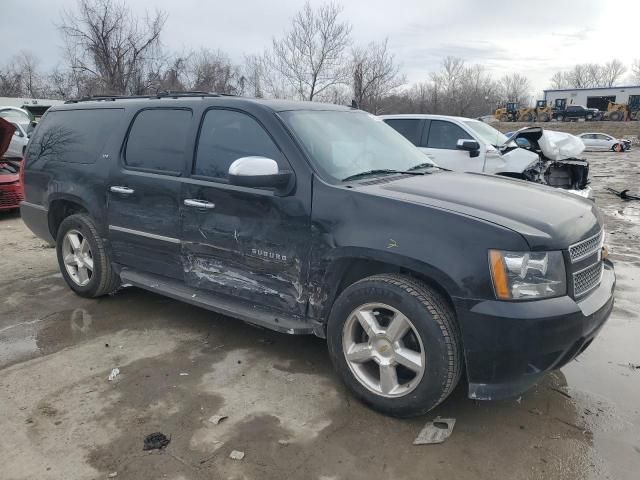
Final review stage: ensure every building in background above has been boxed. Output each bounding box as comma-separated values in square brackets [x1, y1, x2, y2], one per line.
[0, 97, 64, 121]
[543, 86, 640, 111]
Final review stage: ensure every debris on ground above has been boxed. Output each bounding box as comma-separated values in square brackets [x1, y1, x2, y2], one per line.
[107, 472, 118, 478]
[143, 432, 171, 451]
[107, 368, 120, 381]
[179, 372, 189, 376]
[413, 417, 456, 445]
[229, 450, 245, 460]
[208, 415, 228, 425]
[605, 187, 640, 200]
[278, 439, 290, 446]
[529, 408, 543, 416]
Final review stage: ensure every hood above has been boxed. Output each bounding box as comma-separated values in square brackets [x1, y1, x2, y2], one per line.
[362, 171, 602, 250]
[0, 117, 16, 158]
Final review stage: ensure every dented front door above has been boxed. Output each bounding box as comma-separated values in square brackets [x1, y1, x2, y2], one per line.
[181, 180, 310, 316]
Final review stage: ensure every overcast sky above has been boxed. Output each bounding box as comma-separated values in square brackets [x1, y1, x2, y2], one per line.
[2, 0, 639, 95]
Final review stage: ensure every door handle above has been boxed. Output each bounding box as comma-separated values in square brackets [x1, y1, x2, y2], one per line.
[110, 186, 135, 195]
[184, 199, 215, 209]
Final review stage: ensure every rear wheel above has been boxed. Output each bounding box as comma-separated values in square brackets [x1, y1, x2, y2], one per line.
[327, 274, 462, 417]
[539, 112, 550, 122]
[56, 213, 120, 298]
[557, 114, 564, 122]
[521, 113, 533, 122]
[609, 111, 622, 121]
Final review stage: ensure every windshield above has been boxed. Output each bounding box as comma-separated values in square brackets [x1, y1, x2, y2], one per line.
[280, 110, 434, 182]
[463, 120, 508, 147]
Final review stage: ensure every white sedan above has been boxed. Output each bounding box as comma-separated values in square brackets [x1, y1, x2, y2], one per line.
[577, 133, 631, 152]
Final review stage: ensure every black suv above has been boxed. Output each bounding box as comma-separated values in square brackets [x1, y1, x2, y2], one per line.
[20, 94, 615, 417]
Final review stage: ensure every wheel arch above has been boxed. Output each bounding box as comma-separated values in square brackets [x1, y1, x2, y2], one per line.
[309, 248, 459, 327]
[47, 194, 92, 239]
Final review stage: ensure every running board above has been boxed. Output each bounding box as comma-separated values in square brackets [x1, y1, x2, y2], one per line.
[119, 269, 318, 335]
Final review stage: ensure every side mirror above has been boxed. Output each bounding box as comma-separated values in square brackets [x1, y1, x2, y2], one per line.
[228, 156, 292, 190]
[456, 139, 480, 157]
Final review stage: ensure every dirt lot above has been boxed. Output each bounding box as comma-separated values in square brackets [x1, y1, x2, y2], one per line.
[1, 149, 639, 480]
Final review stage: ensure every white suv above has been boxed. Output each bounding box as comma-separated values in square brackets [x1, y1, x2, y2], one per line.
[380, 114, 539, 175]
[380, 114, 592, 198]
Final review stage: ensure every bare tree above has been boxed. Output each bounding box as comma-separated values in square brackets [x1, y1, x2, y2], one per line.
[14, 51, 44, 97]
[268, 2, 352, 101]
[59, 0, 167, 95]
[601, 59, 627, 87]
[500, 73, 532, 105]
[550, 60, 627, 90]
[0, 65, 23, 97]
[549, 71, 568, 90]
[633, 59, 640, 82]
[186, 49, 241, 94]
[351, 39, 405, 113]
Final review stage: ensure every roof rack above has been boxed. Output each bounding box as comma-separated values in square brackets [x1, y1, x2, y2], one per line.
[65, 91, 237, 104]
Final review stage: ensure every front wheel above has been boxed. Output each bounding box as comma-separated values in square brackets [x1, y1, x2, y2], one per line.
[327, 274, 462, 417]
[612, 143, 623, 152]
[56, 213, 121, 298]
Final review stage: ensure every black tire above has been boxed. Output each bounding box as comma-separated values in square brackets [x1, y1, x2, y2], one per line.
[609, 111, 622, 121]
[556, 114, 564, 122]
[326, 274, 462, 417]
[56, 213, 120, 298]
[521, 113, 533, 122]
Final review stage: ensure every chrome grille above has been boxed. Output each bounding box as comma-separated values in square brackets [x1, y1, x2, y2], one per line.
[573, 261, 603, 297]
[569, 230, 603, 263]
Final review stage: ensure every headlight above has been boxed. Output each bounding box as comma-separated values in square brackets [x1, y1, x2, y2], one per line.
[489, 250, 566, 300]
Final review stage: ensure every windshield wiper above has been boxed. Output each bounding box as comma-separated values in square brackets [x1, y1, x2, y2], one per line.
[408, 162, 449, 172]
[341, 169, 424, 182]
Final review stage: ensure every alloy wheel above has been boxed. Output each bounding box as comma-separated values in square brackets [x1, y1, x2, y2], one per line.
[342, 303, 426, 398]
[62, 229, 94, 286]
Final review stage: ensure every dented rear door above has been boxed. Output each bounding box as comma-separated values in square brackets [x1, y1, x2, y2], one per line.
[180, 108, 311, 316]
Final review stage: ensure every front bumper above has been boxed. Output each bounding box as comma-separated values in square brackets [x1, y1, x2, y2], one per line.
[454, 260, 615, 400]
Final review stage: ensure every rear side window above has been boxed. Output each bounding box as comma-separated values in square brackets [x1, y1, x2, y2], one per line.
[383, 119, 421, 145]
[193, 109, 285, 180]
[125, 109, 192, 173]
[26, 108, 123, 165]
[427, 120, 470, 149]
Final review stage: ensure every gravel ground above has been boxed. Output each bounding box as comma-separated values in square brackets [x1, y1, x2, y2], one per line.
[0, 149, 639, 480]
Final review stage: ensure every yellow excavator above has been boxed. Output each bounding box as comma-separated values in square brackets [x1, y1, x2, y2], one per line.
[604, 96, 640, 121]
[494, 100, 553, 122]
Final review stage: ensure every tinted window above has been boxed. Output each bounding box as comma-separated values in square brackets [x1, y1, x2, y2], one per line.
[26, 109, 123, 165]
[383, 119, 421, 145]
[125, 109, 192, 172]
[427, 120, 471, 149]
[194, 109, 284, 179]
[567, 106, 581, 112]
[595, 134, 610, 140]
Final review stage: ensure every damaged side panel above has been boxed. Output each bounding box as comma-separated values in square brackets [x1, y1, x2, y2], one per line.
[181, 179, 311, 317]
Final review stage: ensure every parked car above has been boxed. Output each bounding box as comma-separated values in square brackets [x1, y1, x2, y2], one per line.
[3, 121, 29, 158]
[381, 114, 592, 197]
[20, 95, 615, 417]
[0, 106, 34, 131]
[0, 119, 25, 211]
[555, 105, 600, 122]
[576, 132, 631, 152]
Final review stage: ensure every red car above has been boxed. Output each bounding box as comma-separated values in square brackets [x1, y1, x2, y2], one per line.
[0, 118, 24, 211]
